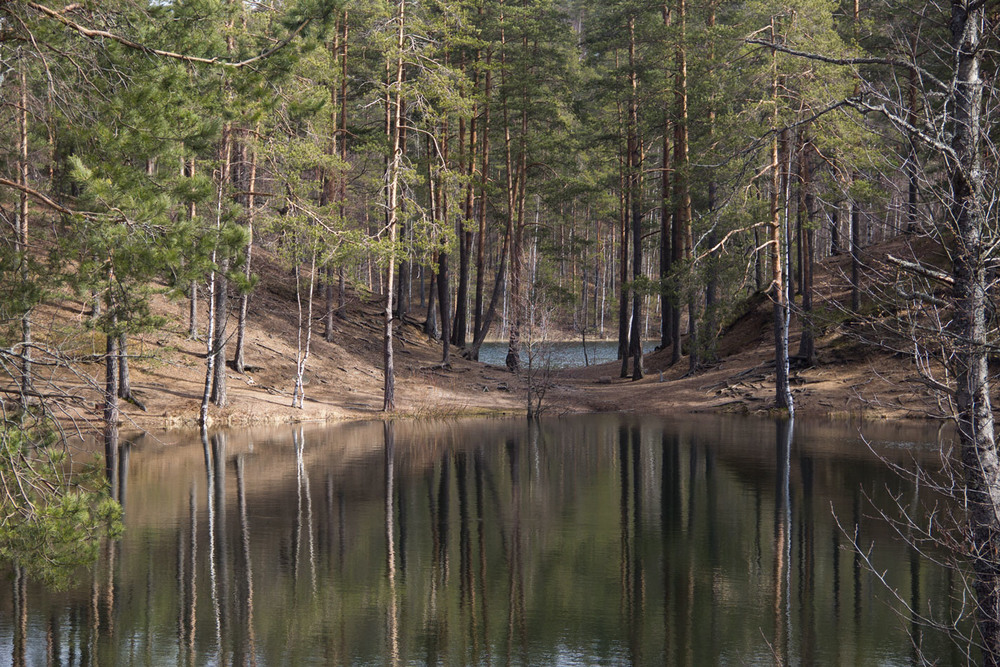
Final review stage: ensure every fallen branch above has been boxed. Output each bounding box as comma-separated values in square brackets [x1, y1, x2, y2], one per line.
[886, 254, 954, 286]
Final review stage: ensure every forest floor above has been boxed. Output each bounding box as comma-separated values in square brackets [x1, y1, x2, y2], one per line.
[38, 233, 947, 432]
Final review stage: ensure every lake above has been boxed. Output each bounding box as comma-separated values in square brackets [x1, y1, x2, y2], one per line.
[0, 415, 970, 665]
[478, 340, 658, 368]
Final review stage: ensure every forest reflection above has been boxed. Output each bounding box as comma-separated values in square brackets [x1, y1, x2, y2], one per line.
[0, 416, 971, 665]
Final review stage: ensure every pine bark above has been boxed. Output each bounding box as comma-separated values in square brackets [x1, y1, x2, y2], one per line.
[233, 133, 257, 374]
[383, 0, 406, 412]
[323, 23, 341, 343]
[210, 124, 232, 408]
[210, 261, 229, 407]
[627, 16, 644, 380]
[661, 124, 671, 351]
[850, 199, 861, 312]
[18, 61, 31, 396]
[472, 46, 492, 355]
[769, 26, 792, 414]
[184, 158, 199, 340]
[104, 302, 119, 487]
[674, 0, 695, 374]
[453, 53, 476, 350]
[797, 139, 816, 364]
[615, 47, 630, 377]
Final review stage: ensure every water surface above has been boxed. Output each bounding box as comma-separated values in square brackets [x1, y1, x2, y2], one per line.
[0, 416, 969, 665]
[478, 340, 657, 368]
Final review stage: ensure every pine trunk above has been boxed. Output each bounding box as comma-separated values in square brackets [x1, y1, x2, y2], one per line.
[210, 263, 229, 408]
[674, 0, 695, 374]
[472, 47, 492, 354]
[797, 139, 816, 364]
[770, 28, 792, 414]
[383, 0, 406, 412]
[233, 132, 257, 374]
[850, 199, 861, 312]
[627, 16, 643, 380]
[104, 306, 119, 488]
[18, 62, 30, 396]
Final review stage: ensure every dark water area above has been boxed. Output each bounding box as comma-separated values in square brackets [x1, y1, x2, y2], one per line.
[478, 340, 657, 368]
[0, 416, 970, 665]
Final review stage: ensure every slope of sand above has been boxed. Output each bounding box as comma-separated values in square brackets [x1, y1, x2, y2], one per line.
[38, 235, 945, 432]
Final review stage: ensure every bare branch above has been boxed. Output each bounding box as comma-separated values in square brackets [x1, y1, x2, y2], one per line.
[745, 38, 948, 92]
[886, 254, 955, 286]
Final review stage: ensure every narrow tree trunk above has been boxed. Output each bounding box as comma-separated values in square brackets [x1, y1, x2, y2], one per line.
[850, 199, 861, 313]
[614, 49, 631, 377]
[703, 3, 718, 362]
[505, 144, 526, 373]
[453, 53, 475, 350]
[210, 263, 229, 407]
[233, 132, 257, 374]
[18, 61, 31, 396]
[674, 0, 695, 374]
[337, 267, 347, 318]
[438, 249, 451, 365]
[184, 158, 199, 339]
[336, 12, 349, 322]
[323, 27, 340, 344]
[200, 255, 218, 427]
[425, 268, 438, 338]
[104, 301, 119, 488]
[383, 0, 406, 412]
[118, 333, 131, 400]
[830, 207, 840, 256]
[210, 118, 233, 408]
[770, 27, 792, 414]
[472, 47, 492, 353]
[324, 265, 335, 341]
[627, 16, 643, 380]
[797, 139, 816, 364]
[190, 281, 199, 339]
[947, 4, 1000, 660]
[431, 124, 452, 365]
[906, 68, 919, 234]
[292, 249, 317, 409]
[397, 253, 410, 322]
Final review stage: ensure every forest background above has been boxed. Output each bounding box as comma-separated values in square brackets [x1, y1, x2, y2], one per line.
[3, 0, 1000, 657]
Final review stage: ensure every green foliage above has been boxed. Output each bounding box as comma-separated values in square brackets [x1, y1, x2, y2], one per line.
[0, 415, 121, 589]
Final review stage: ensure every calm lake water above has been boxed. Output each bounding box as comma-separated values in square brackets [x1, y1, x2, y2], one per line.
[0, 416, 970, 665]
[479, 340, 657, 368]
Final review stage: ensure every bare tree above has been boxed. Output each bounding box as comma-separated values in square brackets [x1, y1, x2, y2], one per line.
[756, 1, 1000, 657]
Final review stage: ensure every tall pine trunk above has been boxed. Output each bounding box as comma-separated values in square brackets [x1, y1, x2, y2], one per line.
[472, 46, 492, 355]
[17, 61, 31, 397]
[627, 16, 644, 380]
[674, 0, 695, 374]
[660, 3, 672, 354]
[615, 47, 630, 377]
[210, 125, 233, 409]
[453, 53, 476, 350]
[233, 131, 257, 374]
[184, 158, 199, 340]
[769, 26, 792, 414]
[797, 139, 816, 364]
[382, 0, 406, 411]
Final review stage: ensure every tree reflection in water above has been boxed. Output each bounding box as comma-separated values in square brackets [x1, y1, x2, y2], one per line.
[0, 416, 973, 664]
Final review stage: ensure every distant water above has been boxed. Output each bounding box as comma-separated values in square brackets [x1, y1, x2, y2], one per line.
[479, 339, 658, 368]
